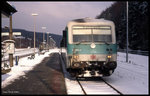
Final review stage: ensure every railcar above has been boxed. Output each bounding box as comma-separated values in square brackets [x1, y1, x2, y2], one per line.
[61, 17, 117, 77]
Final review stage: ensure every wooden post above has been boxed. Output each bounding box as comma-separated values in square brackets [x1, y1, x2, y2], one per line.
[9, 14, 13, 67]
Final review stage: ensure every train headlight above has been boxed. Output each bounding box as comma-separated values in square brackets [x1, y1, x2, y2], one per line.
[107, 55, 112, 58]
[91, 43, 96, 48]
[73, 62, 80, 68]
[73, 55, 79, 59]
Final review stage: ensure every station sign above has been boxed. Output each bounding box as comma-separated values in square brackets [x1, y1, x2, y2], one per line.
[1, 32, 21, 36]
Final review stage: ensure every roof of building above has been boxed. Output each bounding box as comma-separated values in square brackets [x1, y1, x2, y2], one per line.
[1, 1, 17, 17]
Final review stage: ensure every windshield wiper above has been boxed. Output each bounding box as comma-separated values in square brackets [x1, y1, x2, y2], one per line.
[104, 41, 110, 45]
[94, 41, 110, 45]
[76, 40, 90, 45]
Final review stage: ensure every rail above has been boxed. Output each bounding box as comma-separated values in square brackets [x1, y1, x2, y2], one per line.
[76, 77, 123, 95]
[76, 77, 87, 95]
[101, 78, 123, 95]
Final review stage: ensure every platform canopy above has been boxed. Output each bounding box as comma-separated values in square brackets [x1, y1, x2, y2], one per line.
[1, 1, 17, 18]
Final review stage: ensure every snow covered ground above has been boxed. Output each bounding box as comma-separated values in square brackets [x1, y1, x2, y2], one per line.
[103, 52, 149, 94]
[1, 48, 60, 88]
[1, 48, 149, 94]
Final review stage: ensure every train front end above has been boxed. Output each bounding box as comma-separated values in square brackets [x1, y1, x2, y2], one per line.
[66, 18, 117, 77]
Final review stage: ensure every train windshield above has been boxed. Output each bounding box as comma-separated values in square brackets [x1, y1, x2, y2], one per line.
[72, 25, 112, 43]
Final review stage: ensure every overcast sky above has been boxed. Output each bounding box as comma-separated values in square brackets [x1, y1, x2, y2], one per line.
[2, 1, 115, 35]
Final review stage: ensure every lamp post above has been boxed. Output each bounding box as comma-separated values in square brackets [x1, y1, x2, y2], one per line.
[31, 13, 38, 56]
[28, 38, 32, 48]
[126, 1, 129, 62]
[42, 27, 46, 42]
[47, 32, 49, 50]
[47, 32, 49, 44]
[42, 27, 46, 50]
[49, 36, 51, 49]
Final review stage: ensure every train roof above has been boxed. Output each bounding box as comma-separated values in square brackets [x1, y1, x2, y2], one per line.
[67, 17, 114, 27]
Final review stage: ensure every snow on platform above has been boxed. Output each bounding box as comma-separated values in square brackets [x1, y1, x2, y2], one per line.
[1, 48, 60, 88]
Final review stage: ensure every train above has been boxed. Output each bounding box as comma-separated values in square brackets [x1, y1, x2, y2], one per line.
[60, 17, 117, 77]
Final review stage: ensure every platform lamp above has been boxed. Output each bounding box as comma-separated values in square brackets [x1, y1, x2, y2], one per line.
[31, 13, 38, 56]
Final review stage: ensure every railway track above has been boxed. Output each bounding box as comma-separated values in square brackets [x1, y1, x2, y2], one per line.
[60, 50, 123, 95]
[76, 77, 123, 95]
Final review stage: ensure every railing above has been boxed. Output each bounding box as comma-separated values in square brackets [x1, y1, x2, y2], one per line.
[117, 49, 148, 56]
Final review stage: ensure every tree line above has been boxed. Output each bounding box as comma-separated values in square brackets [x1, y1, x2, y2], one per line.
[96, 1, 148, 51]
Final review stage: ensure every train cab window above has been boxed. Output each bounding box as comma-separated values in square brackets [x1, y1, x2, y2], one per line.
[72, 25, 112, 43]
[93, 35, 112, 42]
[73, 35, 92, 42]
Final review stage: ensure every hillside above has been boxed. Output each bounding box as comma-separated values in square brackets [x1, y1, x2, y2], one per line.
[2, 28, 62, 48]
